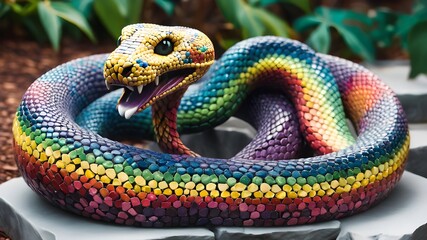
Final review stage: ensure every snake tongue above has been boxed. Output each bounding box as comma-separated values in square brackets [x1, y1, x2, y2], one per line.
[117, 75, 186, 119]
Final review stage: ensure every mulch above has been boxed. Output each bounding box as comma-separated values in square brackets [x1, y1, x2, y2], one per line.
[0, 38, 114, 184]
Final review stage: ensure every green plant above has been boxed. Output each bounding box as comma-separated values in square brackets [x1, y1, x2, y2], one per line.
[154, 0, 175, 16]
[93, 0, 143, 39]
[2, 0, 427, 79]
[215, 0, 309, 49]
[397, 0, 427, 78]
[0, 0, 174, 50]
[294, 7, 374, 62]
[294, 1, 427, 78]
[38, 0, 96, 50]
[1, 0, 96, 51]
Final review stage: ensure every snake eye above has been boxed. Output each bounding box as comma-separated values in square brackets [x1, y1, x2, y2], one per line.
[154, 38, 174, 56]
[117, 36, 122, 46]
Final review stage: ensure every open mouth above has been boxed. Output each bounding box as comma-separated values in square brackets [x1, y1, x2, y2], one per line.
[107, 68, 195, 119]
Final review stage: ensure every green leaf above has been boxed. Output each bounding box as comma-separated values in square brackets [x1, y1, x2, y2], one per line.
[71, 0, 94, 18]
[258, 0, 310, 13]
[408, 20, 427, 78]
[294, 7, 374, 61]
[396, 11, 427, 36]
[336, 26, 374, 62]
[94, 0, 143, 39]
[238, 1, 265, 38]
[370, 10, 399, 48]
[413, 0, 427, 12]
[127, 0, 143, 23]
[218, 0, 264, 38]
[216, 0, 244, 28]
[0, 3, 10, 18]
[22, 15, 47, 43]
[217, 0, 271, 38]
[396, 10, 427, 49]
[315, 7, 372, 26]
[38, 1, 61, 51]
[294, 16, 322, 32]
[306, 23, 330, 53]
[155, 0, 175, 16]
[252, 7, 292, 37]
[218, 0, 296, 43]
[10, 0, 38, 16]
[94, 0, 123, 38]
[50, 2, 96, 43]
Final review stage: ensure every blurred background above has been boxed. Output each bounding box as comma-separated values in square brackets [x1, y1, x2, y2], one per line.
[0, 0, 426, 184]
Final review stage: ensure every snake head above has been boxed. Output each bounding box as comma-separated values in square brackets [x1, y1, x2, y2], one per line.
[104, 24, 215, 119]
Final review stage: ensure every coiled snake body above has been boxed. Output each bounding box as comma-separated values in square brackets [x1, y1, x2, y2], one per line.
[13, 24, 409, 227]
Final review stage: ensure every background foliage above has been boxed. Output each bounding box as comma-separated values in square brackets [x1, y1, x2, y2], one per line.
[0, 0, 426, 78]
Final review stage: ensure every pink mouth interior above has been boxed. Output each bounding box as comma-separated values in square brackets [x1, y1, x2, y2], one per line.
[118, 75, 185, 111]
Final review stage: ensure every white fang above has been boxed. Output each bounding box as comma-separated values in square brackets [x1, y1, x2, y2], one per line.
[124, 106, 139, 119]
[117, 104, 126, 117]
[105, 80, 111, 90]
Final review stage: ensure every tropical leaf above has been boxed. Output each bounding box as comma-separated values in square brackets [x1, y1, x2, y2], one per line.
[413, 0, 427, 12]
[396, 9, 427, 49]
[336, 25, 374, 61]
[294, 7, 374, 61]
[71, 0, 94, 18]
[0, 2, 10, 18]
[408, 20, 427, 78]
[315, 7, 371, 26]
[252, 7, 293, 38]
[306, 23, 330, 53]
[38, 1, 61, 51]
[257, 0, 310, 13]
[294, 16, 322, 32]
[238, 1, 265, 38]
[9, 0, 38, 16]
[50, 2, 96, 43]
[217, 0, 294, 39]
[155, 0, 175, 16]
[93, 0, 143, 39]
[22, 15, 47, 43]
[370, 10, 399, 48]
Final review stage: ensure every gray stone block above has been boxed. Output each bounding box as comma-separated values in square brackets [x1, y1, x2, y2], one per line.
[215, 221, 340, 240]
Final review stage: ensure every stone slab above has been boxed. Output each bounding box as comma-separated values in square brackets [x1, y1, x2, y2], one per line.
[215, 221, 341, 240]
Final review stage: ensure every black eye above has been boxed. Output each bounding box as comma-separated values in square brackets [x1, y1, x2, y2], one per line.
[154, 39, 174, 55]
[117, 36, 122, 46]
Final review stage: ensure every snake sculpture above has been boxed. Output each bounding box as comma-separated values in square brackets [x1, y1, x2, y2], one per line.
[13, 24, 409, 227]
